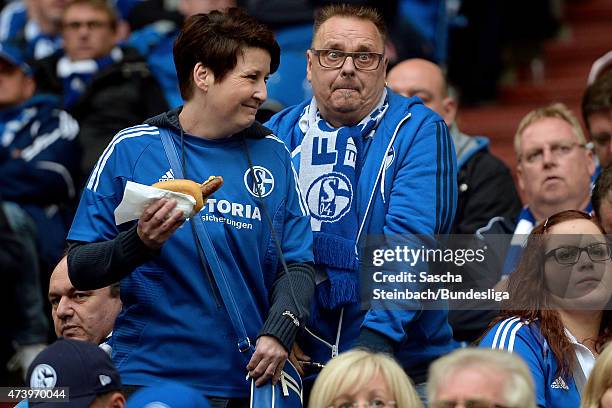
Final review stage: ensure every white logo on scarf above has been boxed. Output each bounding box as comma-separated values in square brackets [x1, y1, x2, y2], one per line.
[244, 166, 274, 197]
[30, 364, 57, 388]
[306, 172, 352, 222]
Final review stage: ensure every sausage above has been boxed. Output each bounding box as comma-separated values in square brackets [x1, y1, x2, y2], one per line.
[200, 176, 224, 198]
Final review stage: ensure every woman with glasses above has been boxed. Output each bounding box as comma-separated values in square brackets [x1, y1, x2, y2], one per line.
[308, 349, 422, 408]
[480, 210, 612, 408]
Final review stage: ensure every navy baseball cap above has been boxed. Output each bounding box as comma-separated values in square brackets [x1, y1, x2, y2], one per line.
[126, 382, 211, 408]
[0, 42, 32, 75]
[26, 338, 122, 408]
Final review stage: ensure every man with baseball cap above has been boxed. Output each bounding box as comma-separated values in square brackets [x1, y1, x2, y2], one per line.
[26, 338, 125, 407]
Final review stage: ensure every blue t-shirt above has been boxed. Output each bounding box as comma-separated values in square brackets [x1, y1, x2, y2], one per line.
[68, 123, 313, 397]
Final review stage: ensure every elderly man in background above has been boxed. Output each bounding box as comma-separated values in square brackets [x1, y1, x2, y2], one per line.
[265, 4, 457, 397]
[502, 103, 594, 275]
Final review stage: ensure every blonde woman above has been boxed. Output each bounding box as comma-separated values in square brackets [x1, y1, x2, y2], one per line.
[308, 349, 422, 408]
[581, 343, 612, 408]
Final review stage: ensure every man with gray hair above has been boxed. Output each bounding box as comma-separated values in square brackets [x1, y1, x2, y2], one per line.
[502, 102, 594, 275]
[428, 348, 537, 408]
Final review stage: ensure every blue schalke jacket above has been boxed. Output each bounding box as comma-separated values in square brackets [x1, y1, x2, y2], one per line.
[265, 89, 459, 382]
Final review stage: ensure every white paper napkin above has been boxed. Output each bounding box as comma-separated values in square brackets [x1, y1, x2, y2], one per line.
[114, 180, 197, 225]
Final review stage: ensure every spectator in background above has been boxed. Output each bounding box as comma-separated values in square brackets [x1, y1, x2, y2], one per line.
[502, 103, 594, 276]
[480, 210, 612, 408]
[308, 349, 422, 408]
[592, 166, 612, 234]
[581, 344, 612, 408]
[0, 0, 69, 60]
[34, 0, 168, 175]
[127, 0, 235, 109]
[582, 71, 612, 178]
[48, 256, 121, 351]
[26, 338, 126, 407]
[265, 4, 457, 397]
[387, 58, 521, 235]
[428, 348, 537, 408]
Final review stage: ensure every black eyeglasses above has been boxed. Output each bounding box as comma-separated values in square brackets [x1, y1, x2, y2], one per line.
[431, 399, 510, 408]
[310, 49, 384, 71]
[545, 243, 612, 265]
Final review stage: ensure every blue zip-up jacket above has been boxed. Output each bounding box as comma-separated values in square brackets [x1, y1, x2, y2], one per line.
[480, 317, 581, 408]
[265, 89, 459, 382]
[67, 110, 314, 397]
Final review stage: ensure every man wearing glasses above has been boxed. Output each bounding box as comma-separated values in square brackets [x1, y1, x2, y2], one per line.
[33, 0, 167, 175]
[265, 3, 458, 398]
[501, 103, 595, 276]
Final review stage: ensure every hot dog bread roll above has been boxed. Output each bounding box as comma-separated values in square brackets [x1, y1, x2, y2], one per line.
[152, 177, 223, 213]
[152, 179, 205, 212]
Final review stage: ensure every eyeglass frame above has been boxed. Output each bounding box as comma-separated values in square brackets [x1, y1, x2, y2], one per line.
[310, 48, 385, 71]
[518, 141, 586, 164]
[544, 242, 612, 265]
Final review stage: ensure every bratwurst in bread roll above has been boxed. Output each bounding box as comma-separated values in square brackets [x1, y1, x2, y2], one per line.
[152, 176, 223, 212]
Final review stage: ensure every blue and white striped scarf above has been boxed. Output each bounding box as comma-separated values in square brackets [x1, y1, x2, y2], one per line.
[297, 90, 388, 308]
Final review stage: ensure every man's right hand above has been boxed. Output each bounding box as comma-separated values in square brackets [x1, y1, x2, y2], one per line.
[137, 198, 185, 249]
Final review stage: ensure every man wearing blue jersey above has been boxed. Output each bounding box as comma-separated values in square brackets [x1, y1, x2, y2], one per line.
[265, 3, 458, 396]
[65, 9, 314, 404]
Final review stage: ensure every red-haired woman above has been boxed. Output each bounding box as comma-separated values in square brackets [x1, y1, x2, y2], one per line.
[480, 210, 612, 408]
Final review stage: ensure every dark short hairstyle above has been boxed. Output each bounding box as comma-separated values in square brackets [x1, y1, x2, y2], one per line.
[173, 8, 280, 101]
[582, 70, 612, 130]
[312, 4, 386, 47]
[593, 166, 612, 219]
[62, 0, 118, 31]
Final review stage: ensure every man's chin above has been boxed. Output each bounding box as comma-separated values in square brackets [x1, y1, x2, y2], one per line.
[61, 328, 88, 341]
